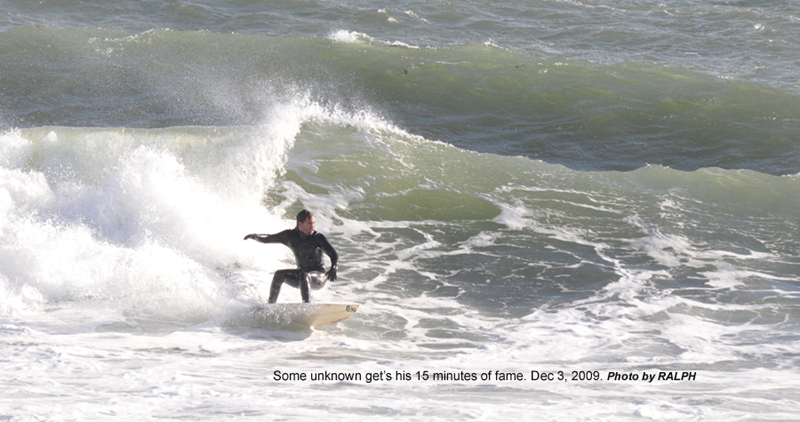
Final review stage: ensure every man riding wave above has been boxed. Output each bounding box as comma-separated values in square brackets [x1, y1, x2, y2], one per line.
[244, 210, 338, 303]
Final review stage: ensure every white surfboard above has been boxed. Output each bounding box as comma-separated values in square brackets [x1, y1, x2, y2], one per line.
[248, 303, 359, 327]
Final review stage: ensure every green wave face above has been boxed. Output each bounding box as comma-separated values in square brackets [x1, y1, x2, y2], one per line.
[2, 27, 800, 174]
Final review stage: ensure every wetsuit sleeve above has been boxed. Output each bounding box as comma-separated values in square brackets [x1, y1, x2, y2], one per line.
[317, 233, 339, 268]
[253, 229, 292, 245]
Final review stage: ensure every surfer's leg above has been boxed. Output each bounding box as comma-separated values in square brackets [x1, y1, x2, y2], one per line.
[307, 272, 327, 291]
[299, 272, 310, 303]
[268, 270, 301, 303]
[295, 272, 326, 303]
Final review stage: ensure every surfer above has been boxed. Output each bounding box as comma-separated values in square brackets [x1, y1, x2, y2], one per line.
[244, 210, 339, 303]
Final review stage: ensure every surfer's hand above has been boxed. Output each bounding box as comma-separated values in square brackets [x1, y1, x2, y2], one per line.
[326, 267, 337, 282]
[244, 234, 257, 241]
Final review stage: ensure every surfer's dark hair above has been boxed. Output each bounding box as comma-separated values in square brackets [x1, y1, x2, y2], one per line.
[297, 209, 313, 223]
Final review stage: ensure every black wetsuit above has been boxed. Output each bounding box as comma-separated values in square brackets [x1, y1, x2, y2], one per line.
[252, 227, 339, 303]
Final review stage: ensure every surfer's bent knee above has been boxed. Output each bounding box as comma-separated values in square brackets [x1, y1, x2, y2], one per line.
[307, 272, 327, 290]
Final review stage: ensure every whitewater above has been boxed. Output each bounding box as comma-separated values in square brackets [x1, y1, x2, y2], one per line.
[2, 1, 800, 421]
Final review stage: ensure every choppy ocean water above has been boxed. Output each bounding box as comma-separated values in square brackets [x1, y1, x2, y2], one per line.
[1, 1, 799, 420]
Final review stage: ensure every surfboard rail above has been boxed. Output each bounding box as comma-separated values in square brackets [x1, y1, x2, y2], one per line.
[248, 303, 360, 327]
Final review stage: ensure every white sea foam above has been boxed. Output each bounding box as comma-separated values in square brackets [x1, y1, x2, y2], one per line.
[328, 30, 373, 44]
[327, 29, 422, 49]
[404, 10, 431, 24]
[0, 123, 297, 324]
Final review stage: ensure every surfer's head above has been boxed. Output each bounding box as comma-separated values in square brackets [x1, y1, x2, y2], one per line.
[296, 209, 316, 235]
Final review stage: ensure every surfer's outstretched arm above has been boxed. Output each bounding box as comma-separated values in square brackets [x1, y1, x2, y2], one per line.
[244, 230, 291, 244]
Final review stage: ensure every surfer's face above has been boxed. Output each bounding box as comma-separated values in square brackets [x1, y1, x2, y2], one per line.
[298, 216, 316, 235]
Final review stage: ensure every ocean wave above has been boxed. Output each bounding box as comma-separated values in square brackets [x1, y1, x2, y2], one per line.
[2, 27, 799, 175]
[3, 111, 798, 322]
